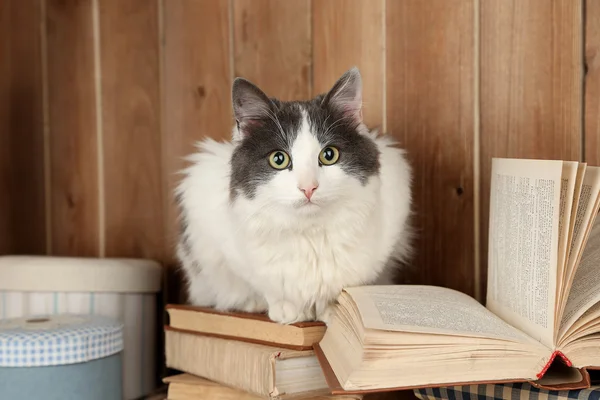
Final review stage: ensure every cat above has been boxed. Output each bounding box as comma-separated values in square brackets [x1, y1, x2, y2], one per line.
[175, 67, 414, 324]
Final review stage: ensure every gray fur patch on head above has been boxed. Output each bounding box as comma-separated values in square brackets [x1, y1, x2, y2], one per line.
[229, 98, 303, 199]
[305, 94, 380, 184]
[229, 67, 380, 199]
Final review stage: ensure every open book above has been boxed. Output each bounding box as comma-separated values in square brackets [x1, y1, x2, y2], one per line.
[315, 158, 600, 394]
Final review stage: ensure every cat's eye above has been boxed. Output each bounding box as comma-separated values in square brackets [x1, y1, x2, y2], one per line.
[319, 146, 339, 165]
[268, 151, 290, 169]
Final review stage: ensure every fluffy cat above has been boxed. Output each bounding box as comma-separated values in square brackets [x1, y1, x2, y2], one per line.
[175, 67, 413, 324]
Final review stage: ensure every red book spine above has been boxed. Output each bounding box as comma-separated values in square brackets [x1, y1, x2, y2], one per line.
[536, 350, 573, 379]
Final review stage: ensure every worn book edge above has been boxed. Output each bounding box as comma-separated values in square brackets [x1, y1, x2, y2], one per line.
[163, 373, 365, 400]
[165, 328, 328, 399]
[164, 325, 317, 351]
[165, 303, 325, 328]
[313, 344, 593, 394]
[164, 328, 277, 398]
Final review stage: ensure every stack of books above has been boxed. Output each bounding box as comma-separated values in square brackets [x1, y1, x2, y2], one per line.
[163, 304, 362, 399]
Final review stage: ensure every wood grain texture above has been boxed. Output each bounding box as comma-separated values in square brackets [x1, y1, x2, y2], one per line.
[233, 0, 311, 100]
[0, 0, 8, 254]
[0, 0, 46, 255]
[46, 0, 99, 256]
[480, 0, 583, 300]
[162, 0, 232, 267]
[312, 0, 384, 128]
[586, 0, 600, 166]
[100, 0, 163, 259]
[386, 0, 475, 296]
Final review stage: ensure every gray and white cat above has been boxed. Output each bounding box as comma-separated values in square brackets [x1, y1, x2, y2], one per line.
[175, 67, 413, 324]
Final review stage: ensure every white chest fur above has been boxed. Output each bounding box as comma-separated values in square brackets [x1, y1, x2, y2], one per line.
[227, 187, 386, 322]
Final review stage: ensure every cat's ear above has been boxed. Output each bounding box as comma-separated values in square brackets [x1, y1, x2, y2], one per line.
[321, 67, 363, 124]
[232, 78, 273, 139]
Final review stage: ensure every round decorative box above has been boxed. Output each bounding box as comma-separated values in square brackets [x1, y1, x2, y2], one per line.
[0, 314, 123, 400]
[0, 255, 163, 399]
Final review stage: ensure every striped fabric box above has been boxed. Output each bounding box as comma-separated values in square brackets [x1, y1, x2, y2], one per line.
[414, 382, 600, 400]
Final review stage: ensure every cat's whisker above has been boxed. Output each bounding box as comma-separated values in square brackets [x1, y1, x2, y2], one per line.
[264, 108, 286, 138]
[320, 114, 331, 137]
[323, 116, 347, 139]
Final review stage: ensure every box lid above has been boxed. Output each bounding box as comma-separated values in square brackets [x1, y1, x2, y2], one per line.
[0, 314, 123, 367]
[0, 256, 162, 293]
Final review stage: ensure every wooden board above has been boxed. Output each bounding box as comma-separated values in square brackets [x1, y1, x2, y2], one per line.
[162, 0, 232, 277]
[0, 0, 9, 254]
[0, 0, 46, 255]
[586, 0, 600, 166]
[385, 0, 476, 296]
[233, 0, 311, 100]
[99, 0, 163, 259]
[479, 0, 583, 300]
[312, 0, 385, 128]
[46, 0, 99, 256]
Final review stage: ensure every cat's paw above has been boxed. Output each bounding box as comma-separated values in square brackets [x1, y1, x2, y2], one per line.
[267, 300, 308, 324]
[240, 296, 268, 313]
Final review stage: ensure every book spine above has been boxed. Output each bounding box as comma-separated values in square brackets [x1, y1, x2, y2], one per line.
[165, 329, 275, 397]
[536, 351, 573, 379]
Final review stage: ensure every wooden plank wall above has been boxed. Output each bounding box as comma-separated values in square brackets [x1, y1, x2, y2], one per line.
[386, 0, 476, 295]
[100, 0, 163, 261]
[479, 0, 583, 299]
[0, 0, 596, 397]
[162, 0, 233, 301]
[586, 0, 600, 168]
[0, 0, 46, 255]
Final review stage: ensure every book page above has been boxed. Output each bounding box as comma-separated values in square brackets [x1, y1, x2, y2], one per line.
[486, 158, 564, 348]
[558, 300, 600, 346]
[557, 164, 586, 307]
[559, 209, 600, 336]
[563, 167, 600, 290]
[557, 167, 600, 332]
[346, 285, 540, 345]
[555, 162, 580, 320]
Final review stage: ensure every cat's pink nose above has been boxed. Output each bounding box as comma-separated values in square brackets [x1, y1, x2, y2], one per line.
[299, 184, 318, 200]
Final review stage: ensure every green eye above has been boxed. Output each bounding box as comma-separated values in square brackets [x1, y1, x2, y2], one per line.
[268, 151, 290, 169]
[319, 146, 339, 165]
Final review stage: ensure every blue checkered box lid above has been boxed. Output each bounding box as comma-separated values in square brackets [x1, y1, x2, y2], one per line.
[0, 314, 123, 367]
